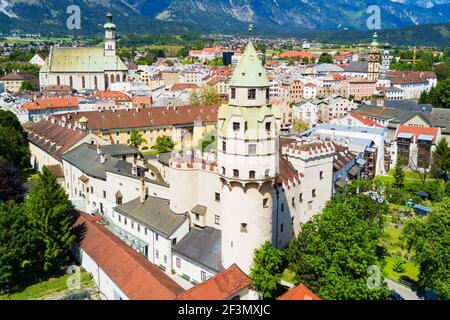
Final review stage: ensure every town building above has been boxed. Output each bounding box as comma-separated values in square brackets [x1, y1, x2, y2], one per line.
[0, 70, 39, 93]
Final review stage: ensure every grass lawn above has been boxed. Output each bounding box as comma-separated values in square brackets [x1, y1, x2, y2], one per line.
[281, 269, 297, 285]
[0, 272, 94, 300]
[143, 150, 160, 156]
[384, 256, 419, 283]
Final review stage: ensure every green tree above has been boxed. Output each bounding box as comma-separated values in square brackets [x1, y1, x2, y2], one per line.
[189, 88, 202, 106]
[151, 136, 175, 154]
[430, 137, 450, 182]
[402, 199, 450, 299]
[0, 201, 42, 293]
[427, 78, 450, 109]
[127, 129, 147, 149]
[0, 159, 26, 203]
[393, 155, 405, 190]
[249, 241, 286, 299]
[292, 119, 310, 133]
[201, 86, 221, 105]
[0, 125, 31, 170]
[19, 81, 34, 92]
[318, 53, 333, 64]
[24, 167, 75, 273]
[286, 193, 389, 300]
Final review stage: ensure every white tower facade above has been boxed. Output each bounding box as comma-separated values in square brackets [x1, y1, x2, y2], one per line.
[368, 32, 381, 82]
[218, 41, 281, 274]
[104, 13, 117, 57]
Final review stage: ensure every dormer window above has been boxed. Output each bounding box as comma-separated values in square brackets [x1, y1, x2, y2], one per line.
[248, 89, 256, 100]
[265, 122, 272, 132]
[233, 122, 240, 132]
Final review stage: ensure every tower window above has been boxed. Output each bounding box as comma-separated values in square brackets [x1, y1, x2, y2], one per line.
[233, 122, 240, 132]
[312, 189, 317, 198]
[240, 223, 248, 233]
[249, 171, 256, 179]
[248, 144, 257, 155]
[222, 167, 226, 175]
[248, 89, 256, 100]
[231, 88, 236, 99]
[265, 169, 270, 178]
[265, 122, 272, 132]
[266, 88, 270, 100]
[222, 141, 226, 152]
[280, 223, 284, 232]
[281, 203, 284, 212]
[263, 198, 269, 208]
[320, 171, 324, 180]
[299, 193, 303, 203]
[233, 169, 239, 178]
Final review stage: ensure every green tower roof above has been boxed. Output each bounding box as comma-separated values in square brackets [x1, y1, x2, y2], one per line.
[230, 41, 270, 88]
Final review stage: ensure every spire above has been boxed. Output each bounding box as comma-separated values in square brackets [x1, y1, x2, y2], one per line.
[104, 12, 116, 30]
[248, 23, 253, 40]
[371, 32, 379, 46]
[230, 40, 270, 88]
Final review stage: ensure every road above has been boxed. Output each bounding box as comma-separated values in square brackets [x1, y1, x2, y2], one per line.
[385, 278, 422, 300]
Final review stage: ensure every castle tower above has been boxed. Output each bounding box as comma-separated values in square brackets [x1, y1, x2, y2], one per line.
[104, 13, 117, 57]
[368, 32, 381, 82]
[218, 40, 281, 274]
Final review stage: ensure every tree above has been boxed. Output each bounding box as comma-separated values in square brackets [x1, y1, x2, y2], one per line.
[249, 241, 286, 299]
[430, 137, 450, 182]
[0, 201, 42, 293]
[408, 148, 430, 190]
[393, 155, 405, 190]
[424, 78, 450, 109]
[292, 119, 310, 133]
[189, 89, 202, 106]
[151, 136, 175, 154]
[402, 199, 450, 299]
[201, 86, 221, 105]
[24, 167, 75, 273]
[0, 159, 26, 203]
[127, 129, 147, 149]
[286, 193, 389, 300]
[318, 53, 333, 64]
[0, 125, 31, 170]
[19, 81, 34, 92]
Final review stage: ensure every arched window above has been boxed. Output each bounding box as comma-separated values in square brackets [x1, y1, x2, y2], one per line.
[233, 169, 239, 178]
[69, 76, 73, 88]
[82, 76, 86, 89]
[105, 75, 109, 90]
[249, 171, 256, 179]
[110, 74, 115, 84]
[56, 76, 60, 85]
[94, 76, 98, 89]
[123, 74, 127, 82]
[222, 167, 226, 175]
[116, 74, 120, 82]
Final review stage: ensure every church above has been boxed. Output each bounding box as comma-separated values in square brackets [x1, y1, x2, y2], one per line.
[39, 13, 128, 91]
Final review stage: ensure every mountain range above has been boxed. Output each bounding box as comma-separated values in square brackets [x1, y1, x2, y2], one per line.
[1, 0, 450, 37]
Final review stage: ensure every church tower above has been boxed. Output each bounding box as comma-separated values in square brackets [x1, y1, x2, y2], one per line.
[104, 13, 117, 57]
[218, 40, 281, 274]
[368, 32, 381, 82]
[378, 42, 393, 87]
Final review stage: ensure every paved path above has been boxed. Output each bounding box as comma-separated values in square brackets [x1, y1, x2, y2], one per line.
[385, 278, 422, 300]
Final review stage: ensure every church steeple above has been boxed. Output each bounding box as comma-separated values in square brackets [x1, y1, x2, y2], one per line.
[104, 12, 117, 57]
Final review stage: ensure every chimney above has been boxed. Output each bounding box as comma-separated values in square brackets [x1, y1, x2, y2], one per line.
[140, 177, 146, 204]
[132, 161, 138, 176]
[100, 153, 106, 164]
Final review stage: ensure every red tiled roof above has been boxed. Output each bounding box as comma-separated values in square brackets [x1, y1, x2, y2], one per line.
[26, 119, 89, 160]
[171, 83, 199, 91]
[47, 164, 64, 178]
[277, 284, 321, 300]
[23, 97, 79, 111]
[279, 51, 313, 59]
[51, 105, 218, 131]
[43, 85, 74, 92]
[133, 96, 152, 108]
[396, 125, 440, 144]
[388, 71, 437, 84]
[177, 264, 251, 300]
[72, 211, 184, 300]
[305, 83, 316, 87]
[351, 111, 384, 128]
[94, 91, 131, 102]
